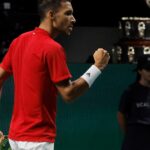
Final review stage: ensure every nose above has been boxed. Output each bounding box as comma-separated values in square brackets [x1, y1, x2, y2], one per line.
[71, 15, 76, 24]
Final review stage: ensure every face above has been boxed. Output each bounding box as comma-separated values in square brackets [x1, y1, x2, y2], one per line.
[52, 1, 76, 35]
[138, 69, 150, 83]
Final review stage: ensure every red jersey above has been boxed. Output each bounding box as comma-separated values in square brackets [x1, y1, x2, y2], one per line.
[0, 27, 72, 142]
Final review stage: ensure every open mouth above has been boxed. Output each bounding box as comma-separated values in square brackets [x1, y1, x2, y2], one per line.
[68, 26, 73, 30]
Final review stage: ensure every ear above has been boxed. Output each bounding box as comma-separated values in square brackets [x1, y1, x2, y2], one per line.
[46, 10, 54, 19]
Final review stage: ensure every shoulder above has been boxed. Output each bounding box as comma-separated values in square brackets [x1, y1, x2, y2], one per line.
[44, 39, 65, 55]
[11, 31, 33, 44]
[17, 30, 34, 39]
[123, 82, 138, 95]
[47, 38, 63, 50]
[128, 82, 140, 90]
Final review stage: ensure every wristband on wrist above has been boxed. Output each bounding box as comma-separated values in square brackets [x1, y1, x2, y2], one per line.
[81, 65, 101, 87]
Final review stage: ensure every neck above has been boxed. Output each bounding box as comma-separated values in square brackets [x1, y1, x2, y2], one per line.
[38, 20, 59, 38]
[139, 79, 150, 88]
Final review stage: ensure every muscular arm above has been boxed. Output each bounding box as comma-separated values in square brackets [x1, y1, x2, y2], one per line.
[55, 77, 89, 102]
[55, 48, 110, 102]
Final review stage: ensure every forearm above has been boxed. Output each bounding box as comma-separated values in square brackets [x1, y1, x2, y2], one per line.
[56, 78, 89, 102]
[56, 64, 102, 102]
[67, 78, 89, 100]
[0, 80, 3, 99]
[117, 112, 127, 133]
[0, 68, 10, 100]
[56, 48, 110, 102]
[0, 76, 6, 100]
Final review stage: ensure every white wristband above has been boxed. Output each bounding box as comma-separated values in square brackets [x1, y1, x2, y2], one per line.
[81, 65, 101, 87]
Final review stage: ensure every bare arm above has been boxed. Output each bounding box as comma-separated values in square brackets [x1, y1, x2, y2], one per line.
[117, 111, 127, 133]
[55, 48, 110, 102]
[0, 67, 10, 99]
[0, 131, 5, 144]
[0, 68, 9, 144]
[55, 78, 89, 102]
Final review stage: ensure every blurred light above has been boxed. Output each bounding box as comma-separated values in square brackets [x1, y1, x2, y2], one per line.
[145, 0, 150, 8]
[3, 2, 11, 10]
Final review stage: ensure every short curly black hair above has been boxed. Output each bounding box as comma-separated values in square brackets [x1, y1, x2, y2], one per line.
[38, 0, 72, 20]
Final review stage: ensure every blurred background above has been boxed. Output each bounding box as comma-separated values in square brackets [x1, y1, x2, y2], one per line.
[0, 0, 150, 63]
[0, 0, 150, 150]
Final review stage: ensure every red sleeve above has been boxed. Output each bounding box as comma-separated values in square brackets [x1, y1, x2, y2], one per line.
[45, 45, 72, 83]
[0, 40, 16, 74]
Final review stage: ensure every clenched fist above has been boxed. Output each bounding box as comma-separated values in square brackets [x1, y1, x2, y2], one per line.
[93, 48, 110, 70]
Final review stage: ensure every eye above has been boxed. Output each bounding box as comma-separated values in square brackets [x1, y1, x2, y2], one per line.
[65, 10, 73, 16]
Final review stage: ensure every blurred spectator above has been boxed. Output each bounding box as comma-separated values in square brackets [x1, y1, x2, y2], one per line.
[117, 55, 150, 150]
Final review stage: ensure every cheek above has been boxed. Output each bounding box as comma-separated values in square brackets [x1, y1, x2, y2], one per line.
[60, 19, 68, 28]
[57, 16, 68, 25]
[55, 19, 66, 29]
[144, 73, 150, 80]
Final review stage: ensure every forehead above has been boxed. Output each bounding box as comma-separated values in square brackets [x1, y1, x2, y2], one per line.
[57, 1, 73, 12]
